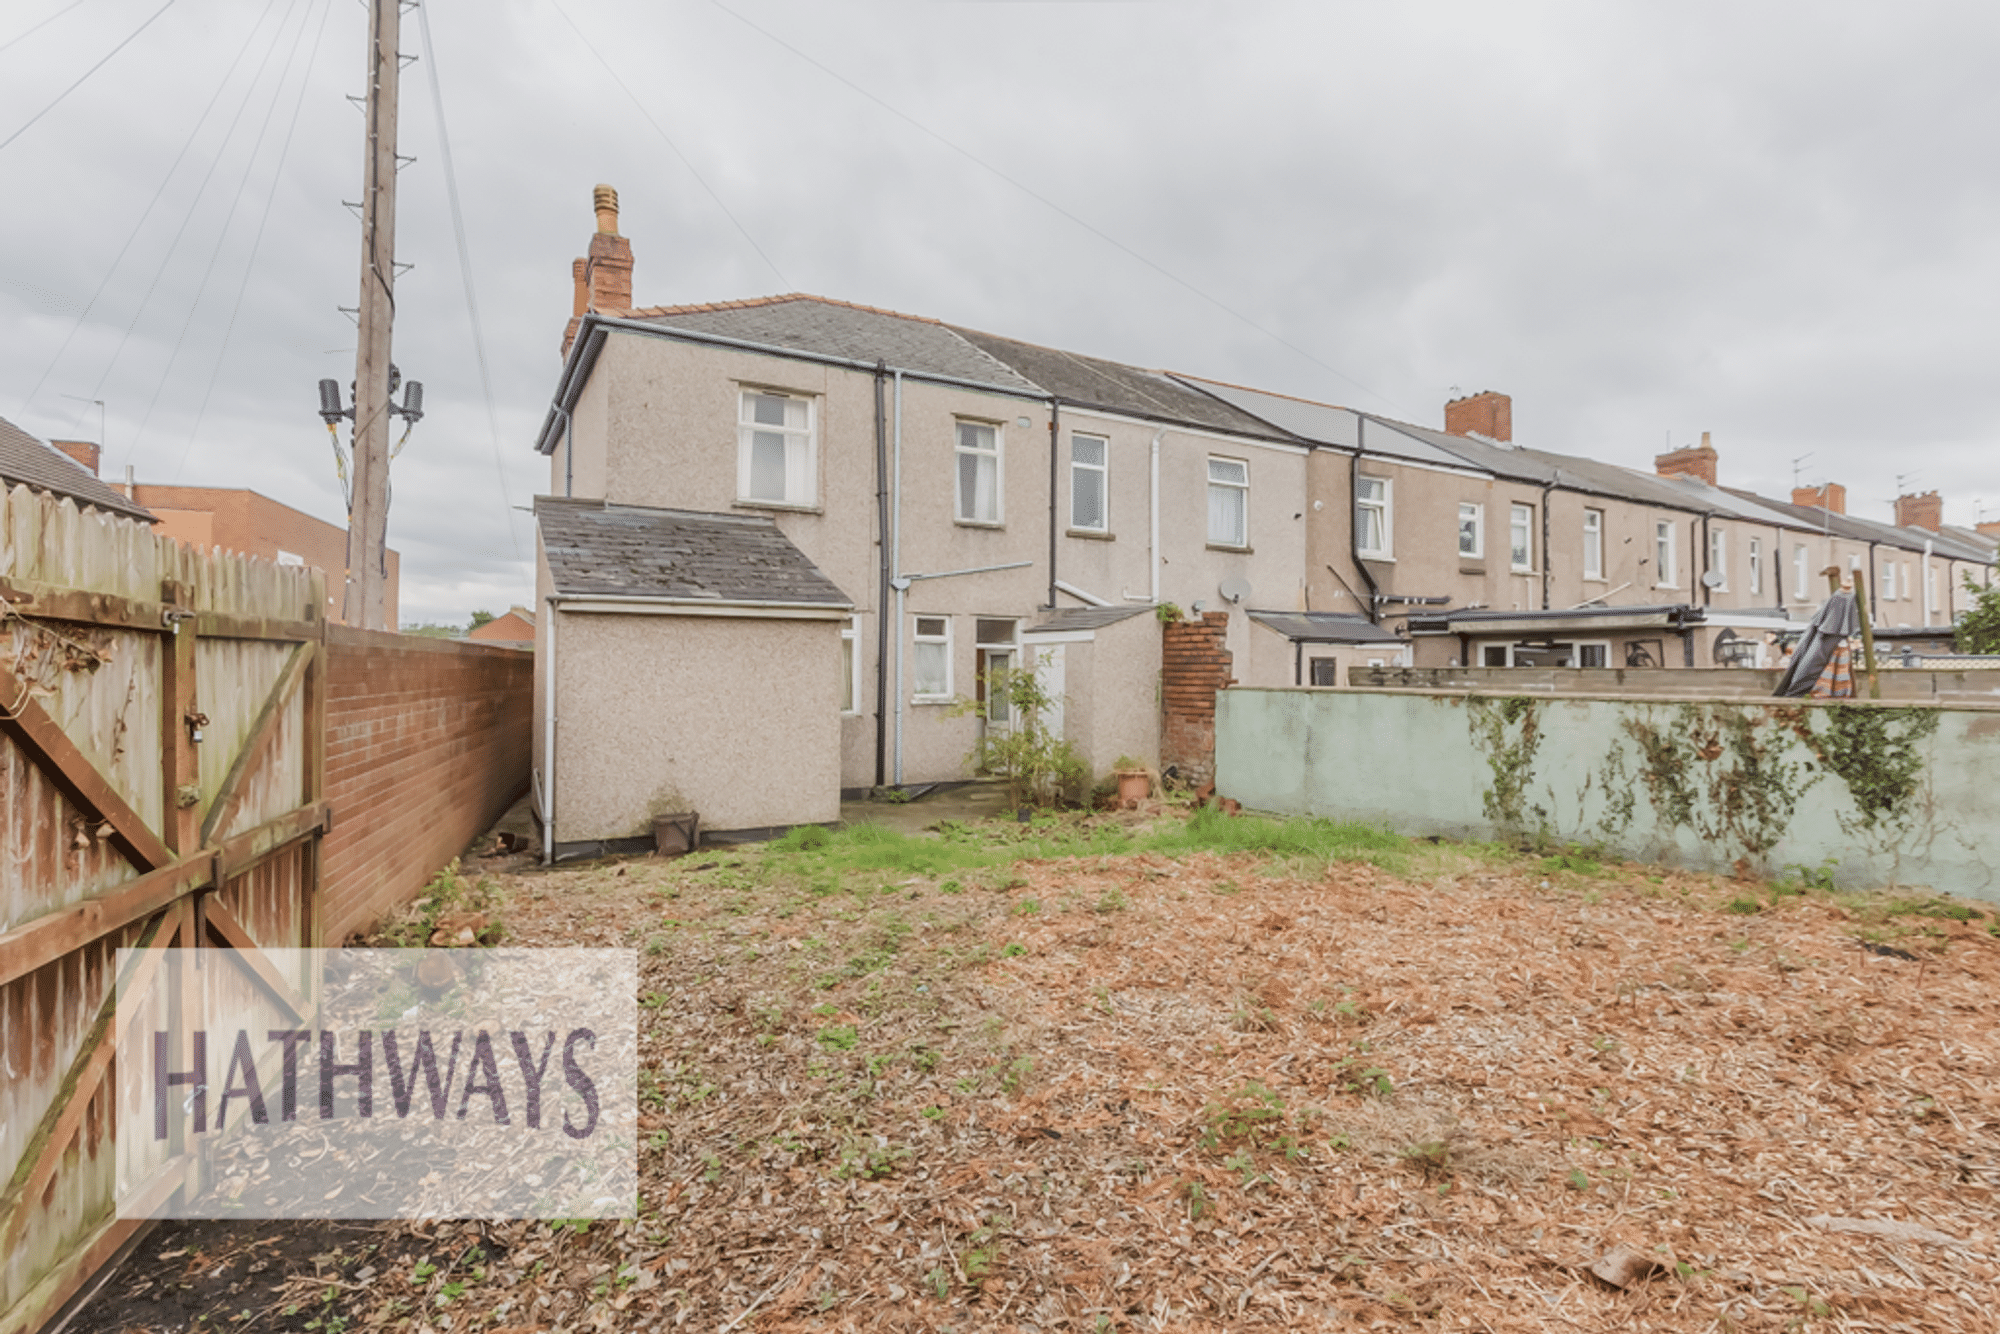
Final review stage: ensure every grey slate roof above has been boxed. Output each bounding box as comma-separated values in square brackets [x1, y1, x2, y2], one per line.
[535, 496, 851, 607]
[1027, 605, 1153, 633]
[628, 298, 1041, 396]
[0, 416, 154, 521]
[1247, 611, 1405, 644]
[1723, 490, 1993, 562]
[945, 327, 1301, 443]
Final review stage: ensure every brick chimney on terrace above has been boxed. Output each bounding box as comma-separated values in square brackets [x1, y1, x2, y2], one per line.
[51, 439, 101, 476]
[1893, 490, 1943, 531]
[1655, 431, 1719, 486]
[1979, 520, 2000, 541]
[563, 184, 634, 358]
[1792, 483, 1847, 515]
[1444, 390, 1511, 443]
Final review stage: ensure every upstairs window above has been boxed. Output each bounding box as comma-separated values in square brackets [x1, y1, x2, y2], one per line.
[1749, 537, 1763, 595]
[1655, 521, 1678, 587]
[1458, 502, 1483, 559]
[955, 422, 1002, 524]
[1070, 434, 1108, 532]
[1208, 457, 1249, 547]
[1708, 528, 1728, 590]
[1510, 503, 1535, 571]
[738, 390, 814, 506]
[1582, 509, 1604, 580]
[1793, 544, 1809, 599]
[1355, 476, 1391, 558]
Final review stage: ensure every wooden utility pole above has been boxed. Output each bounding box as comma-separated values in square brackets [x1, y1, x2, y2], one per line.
[344, 0, 401, 630]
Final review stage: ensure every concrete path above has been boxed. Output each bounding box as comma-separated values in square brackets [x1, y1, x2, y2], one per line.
[840, 780, 1015, 835]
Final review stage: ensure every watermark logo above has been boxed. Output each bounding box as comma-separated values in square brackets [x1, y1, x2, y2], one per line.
[115, 949, 636, 1219]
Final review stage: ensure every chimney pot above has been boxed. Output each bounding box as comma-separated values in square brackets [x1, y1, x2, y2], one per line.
[51, 439, 101, 476]
[564, 184, 635, 357]
[1443, 390, 1512, 443]
[593, 184, 619, 235]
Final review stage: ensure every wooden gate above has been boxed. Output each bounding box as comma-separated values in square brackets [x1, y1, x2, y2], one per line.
[0, 486, 328, 1333]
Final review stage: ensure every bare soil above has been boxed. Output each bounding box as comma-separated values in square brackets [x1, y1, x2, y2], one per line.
[71, 816, 2000, 1332]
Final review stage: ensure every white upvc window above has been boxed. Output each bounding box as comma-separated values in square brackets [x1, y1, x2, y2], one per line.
[1576, 641, 1611, 668]
[1458, 502, 1483, 559]
[1882, 562, 1897, 601]
[1207, 456, 1249, 547]
[1355, 476, 1391, 558]
[1927, 563, 1937, 614]
[1510, 503, 1534, 571]
[1749, 537, 1763, 596]
[1793, 544, 1810, 599]
[1655, 520, 1678, 587]
[955, 421, 1002, 524]
[912, 615, 952, 701]
[1582, 509, 1604, 580]
[1708, 527, 1728, 591]
[840, 617, 861, 714]
[1070, 433, 1108, 532]
[1902, 561, 1913, 601]
[737, 389, 815, 506]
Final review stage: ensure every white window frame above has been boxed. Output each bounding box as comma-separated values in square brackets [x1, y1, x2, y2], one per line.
[1655, 520, 1678, 588]
[1708, 527, 1728, 591]
[1582, 509, 1604, 580]
[840, 616, 862, 714]
[1749, 537, 1763, 596]
[1927, 563, 1937, 615]
[1458, 501, 1483, 559]
[1575, 641, 1612, 669]
[1069, 433, 1108, 533]
[954, 420, 1004, 525]
[736, 388, 817, 508]
[1207, 456, 1249, 548]
[1510, 503, 1535, 572]
[1793, 544, 1810, 600]
[1355, 475, 1392, 559]
[911, 615, 953, 702]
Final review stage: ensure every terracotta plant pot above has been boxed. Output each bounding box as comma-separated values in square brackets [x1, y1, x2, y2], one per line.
[1114, 769, 1151, 805]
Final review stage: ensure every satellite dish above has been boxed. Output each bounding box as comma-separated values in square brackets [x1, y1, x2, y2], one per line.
[1701, 570, 1726, 589]
[1218, 576, 1253, 605]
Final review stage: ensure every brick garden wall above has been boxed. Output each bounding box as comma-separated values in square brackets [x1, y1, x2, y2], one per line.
[1161, 612, 1233, 790]
[322, 627, 533, 940]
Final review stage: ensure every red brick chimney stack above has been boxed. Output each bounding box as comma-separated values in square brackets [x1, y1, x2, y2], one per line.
[1654, 431, 1719, 486]
[1792, 483, 1847, 515]
[1893, 490, 1943, 532]
[1444, 390, 1511, 443]
[563, 184, 635, 357]
[1978, 520, 2000, 540]
[51, 440, 100, 476]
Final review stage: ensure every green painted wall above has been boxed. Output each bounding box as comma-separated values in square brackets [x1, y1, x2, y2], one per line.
[1216, 688, 2000, 899]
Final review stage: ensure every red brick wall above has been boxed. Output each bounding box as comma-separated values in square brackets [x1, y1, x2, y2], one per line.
[322, 627, 533, 940]
[1161, 612, 1233, 790]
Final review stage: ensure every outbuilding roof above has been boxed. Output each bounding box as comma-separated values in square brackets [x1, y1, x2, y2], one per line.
[1026, 605, 1154, 634]
[0, 416, 154, 522]
[1247, 611, 1406, 645]
[535, 496, 851, 608]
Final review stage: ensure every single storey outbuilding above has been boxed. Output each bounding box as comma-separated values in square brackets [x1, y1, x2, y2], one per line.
[533, 497, 853, 860]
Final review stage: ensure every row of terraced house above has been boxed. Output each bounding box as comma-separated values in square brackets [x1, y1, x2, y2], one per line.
[528, 187, 1996, 855]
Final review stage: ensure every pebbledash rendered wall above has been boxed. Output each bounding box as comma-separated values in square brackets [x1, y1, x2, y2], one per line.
[1216, 687, 2000, 901]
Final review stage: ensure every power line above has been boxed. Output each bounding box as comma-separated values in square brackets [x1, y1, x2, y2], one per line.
[0, 0, 89, 57]
[130, 0, 318, 457]
[545, 0, 789, 291]
[705, 0, 1400, 414]
[173, 0, 334, 481]
[416, 0, 520, 557]
[88, 0, 304, 444]
[16, 0, 287, 424]
[0, 0, 182, 153]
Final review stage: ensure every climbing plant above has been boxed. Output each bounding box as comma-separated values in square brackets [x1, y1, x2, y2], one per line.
[1954, 577, 2000, 655]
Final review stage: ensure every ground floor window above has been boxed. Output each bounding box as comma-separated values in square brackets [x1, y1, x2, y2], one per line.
[1310, 657, 1339, 686]
[912, 615, 952, 700]
[1480, 640, 1611, 667]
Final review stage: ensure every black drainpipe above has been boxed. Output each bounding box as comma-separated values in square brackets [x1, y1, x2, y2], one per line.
[1539, 481, 1554, 610]
[1047, 403, 1061, 609]
[1351, 425, 1381, 624]
[872, 362, 891, 788]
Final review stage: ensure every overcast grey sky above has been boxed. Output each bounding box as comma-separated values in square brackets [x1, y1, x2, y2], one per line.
[4, 0, 1996, 624]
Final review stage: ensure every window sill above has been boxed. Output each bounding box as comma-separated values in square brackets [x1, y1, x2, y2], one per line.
[734, 499, 822, 515]
[1358, 552, 1394, 564]
[955, 518, 1004, 530]
[1458, 560, 1486, 573]
[1066, 527, 1114, 541]
[1207, 542, 1254, 554]
[910, 695, 955, 706]
[1582, 575, 1607, 583]
[1511, 566, 1538, 576]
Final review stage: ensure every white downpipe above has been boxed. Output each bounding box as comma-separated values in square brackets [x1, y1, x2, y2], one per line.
[891, 371, 905, 788]
[1150, 430, 1163, 603]
[1923, 538, 1935, 625]
[541, 596, 559, 865]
